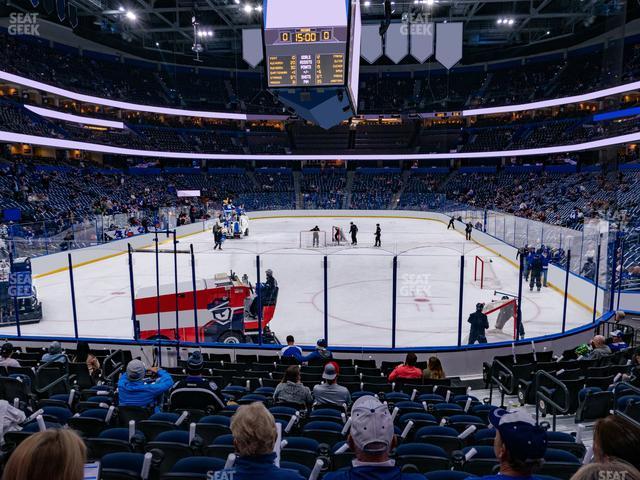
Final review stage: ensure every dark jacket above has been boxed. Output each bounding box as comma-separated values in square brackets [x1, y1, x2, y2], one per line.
[468, 311, 489, 334]
[212, 453, 305, 480]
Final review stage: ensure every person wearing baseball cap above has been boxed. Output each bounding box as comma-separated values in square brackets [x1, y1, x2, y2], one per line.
[476, 408, 548, 480]
[609, 330, 629, 353]
[118, 359, 173, 412]
[323, 395, 424, 480]
[41, 341, 68, 364]
[302, 339, 333, 363]
[312, 362, 350, 407]
[169, 351, 225, 412]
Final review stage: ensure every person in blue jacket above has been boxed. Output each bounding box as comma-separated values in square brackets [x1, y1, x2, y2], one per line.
[211, 402, 305, 480]
[540, 249, 549, 287]
[323, 395, 425, 480]
[118, 359, 173, 412]
[280, 335, 303, 362]
[302, 339, 333, 363]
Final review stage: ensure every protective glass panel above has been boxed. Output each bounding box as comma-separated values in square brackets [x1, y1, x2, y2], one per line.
[328, 251, 393, 348]
[396, 246, 462, 348]
[75, 243, 135, 340]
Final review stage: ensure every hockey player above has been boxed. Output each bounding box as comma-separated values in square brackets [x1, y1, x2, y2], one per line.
[541, 249, 550, 287]
[493, 296, 525, 339]
[374, 224, 381, 247]
[468, 303, 489, 344]
[212, 218, 223, 250]
[529, 249, 544, 292]
[349, 222, 358, 246]
[311, 225, 320, 248]
[465, 222, 473, 241]
[447, 217, 455, 230]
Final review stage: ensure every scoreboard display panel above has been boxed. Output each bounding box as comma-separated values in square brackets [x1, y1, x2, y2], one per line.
[263, 0, 349, 88]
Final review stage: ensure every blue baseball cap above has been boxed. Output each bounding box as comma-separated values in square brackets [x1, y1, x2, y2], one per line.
[489, 408, 547, 461]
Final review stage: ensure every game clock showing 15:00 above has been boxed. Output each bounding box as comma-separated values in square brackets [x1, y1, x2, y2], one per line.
[279, 28, 333, 43]
[265, 26, 347, 88]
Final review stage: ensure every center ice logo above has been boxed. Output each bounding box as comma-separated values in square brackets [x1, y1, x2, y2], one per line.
[399, 273, 432, 298]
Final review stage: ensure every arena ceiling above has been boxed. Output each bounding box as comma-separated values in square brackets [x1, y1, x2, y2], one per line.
[4, 0, 634, 65]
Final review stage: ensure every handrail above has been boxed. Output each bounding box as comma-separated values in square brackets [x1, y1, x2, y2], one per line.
[102, 349, 126, 383]
[613, 381, 640, 428]
[534, 370, 570, 430]
[597, 321, 636, 347]
[489, 358, 514, 406]
[35, 357, 70, 395]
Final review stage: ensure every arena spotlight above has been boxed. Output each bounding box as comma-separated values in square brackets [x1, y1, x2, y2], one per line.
[243, 4, 253, 13]
[118, 5, 124, 11]
[364, 1, 370, 6]
[507, 18, 515, 25]
[496, 18, 503, 24]
[124, 10, 136, 20]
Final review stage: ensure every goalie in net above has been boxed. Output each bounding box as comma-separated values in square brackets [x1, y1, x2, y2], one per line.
[484, 296, 524, 340]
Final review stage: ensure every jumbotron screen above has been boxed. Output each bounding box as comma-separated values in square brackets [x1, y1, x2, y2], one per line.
[263, 0, 349, 88]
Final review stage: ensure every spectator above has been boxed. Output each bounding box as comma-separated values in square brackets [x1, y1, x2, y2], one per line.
[585, 335, 612, 360]
[423, 356, 445, 380]
[302, 338, 333, 363]
[170, 351, 224, 411]
[614, 310, 626, 324]
[474, 408, 547, 480]
[280, 335, 303, 363]
[570, 462, 640, 480]
[273, 365, 312, 406]
[609, 330, 629, 353]
[581, 257, 596, 281]
[312, 362, 351, 406]
[73, 341, 100, 380]
[2, 429, 86, 480]
[210, 402, 305, 480]
[41, 341, 67, 364]
[323, 395, 424, 480]
[593, 415, 640, 470]
[388, 353, 423, 381]
[0, 342, 20, 368]
[118, 359, 173, 412]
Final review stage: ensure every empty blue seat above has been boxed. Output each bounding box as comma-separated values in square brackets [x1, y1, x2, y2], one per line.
[167, 456, 226, 475]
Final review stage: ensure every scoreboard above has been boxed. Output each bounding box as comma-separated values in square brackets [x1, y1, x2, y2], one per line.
[263, 0, 350, 88]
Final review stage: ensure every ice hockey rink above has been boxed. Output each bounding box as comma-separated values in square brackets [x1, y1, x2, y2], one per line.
[1, 215, 595, 348]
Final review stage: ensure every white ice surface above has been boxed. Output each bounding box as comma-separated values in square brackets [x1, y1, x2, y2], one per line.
[2, 216, 593, 347]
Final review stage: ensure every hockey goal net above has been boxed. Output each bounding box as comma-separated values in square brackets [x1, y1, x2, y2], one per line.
[484, 298, 519, 340]
[300, 230, 327, 248]
[331, 226, 347, 246]
[474, 255, 501, 290]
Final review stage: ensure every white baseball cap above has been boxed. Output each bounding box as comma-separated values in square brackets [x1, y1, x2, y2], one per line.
[349, 395, 394, 453]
